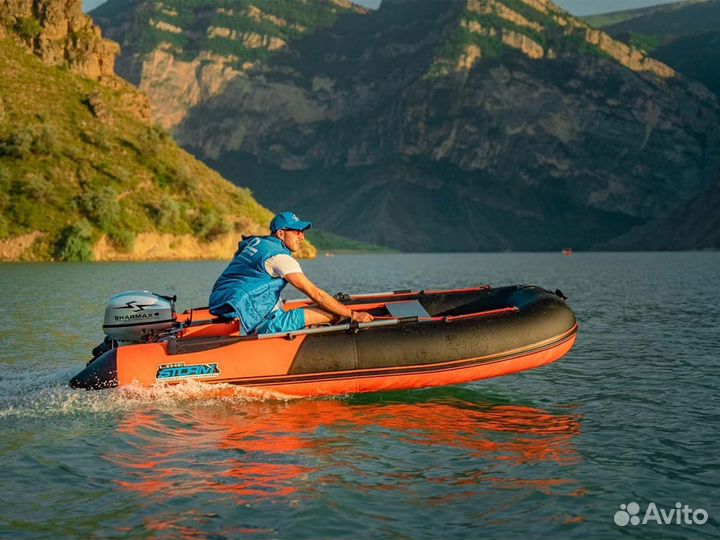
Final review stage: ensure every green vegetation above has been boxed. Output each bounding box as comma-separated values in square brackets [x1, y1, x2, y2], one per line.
[0, 37, 273, 260]
[191, 206, 230, 241]
[305, 229, 395, 254]
[425, 0, 617, 77]
[553, 27, 614, 59]
[629, 32, 661, 52]
[468, 11, 548, 47]
[583, 11, 642, 28]
[501, 0, 559, 30]
[13, 17, 42, 41]
[54, 219, 95, 261]
[425, 20, 503, 78]
[92, 0, 359, 68]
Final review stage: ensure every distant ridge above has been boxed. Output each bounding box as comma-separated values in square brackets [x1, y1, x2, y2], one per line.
[582, 0, 708, 29]
[592, 0, 719, 36]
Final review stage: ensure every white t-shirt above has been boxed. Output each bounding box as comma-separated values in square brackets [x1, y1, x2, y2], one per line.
[264, 254, 303, 278]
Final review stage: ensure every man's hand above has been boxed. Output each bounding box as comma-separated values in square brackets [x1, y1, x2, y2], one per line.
[351, 311, 373, 323]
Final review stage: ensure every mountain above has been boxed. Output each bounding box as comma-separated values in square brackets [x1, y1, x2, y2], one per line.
[91, 0, 720, 252]
[651, 31, 720, 96]
[597, 174, 720, 250]
[588, 0, 720, 95]
[0, 0, 316, 261]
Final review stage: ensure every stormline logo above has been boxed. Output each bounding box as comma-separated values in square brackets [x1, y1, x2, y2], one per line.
[614, 502, 709, 527]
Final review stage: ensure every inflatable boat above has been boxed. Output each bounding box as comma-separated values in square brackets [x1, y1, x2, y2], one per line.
[70, 285, 577, 396]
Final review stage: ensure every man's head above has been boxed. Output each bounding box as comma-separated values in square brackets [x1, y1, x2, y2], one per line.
[270, 211, 311, 252]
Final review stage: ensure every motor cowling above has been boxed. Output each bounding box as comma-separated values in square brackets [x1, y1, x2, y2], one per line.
[103, 291, 178, 343]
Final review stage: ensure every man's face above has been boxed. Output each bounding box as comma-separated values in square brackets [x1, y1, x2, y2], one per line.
[277, 229, 305, 252]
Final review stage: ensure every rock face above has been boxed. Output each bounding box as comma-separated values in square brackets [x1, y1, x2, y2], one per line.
[597, 174, 720, 250]
[90, 0, 365, 128]
[0, 0, 119, 80]
[133, 46, 241, 129]
[653, 32, 720, 96]
[96, 0, 720, 251]
[0, 0, 152, 121]
[455, 0, 675, 77]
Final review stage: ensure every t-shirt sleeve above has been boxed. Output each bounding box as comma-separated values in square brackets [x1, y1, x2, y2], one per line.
[264, 254, 303, 278]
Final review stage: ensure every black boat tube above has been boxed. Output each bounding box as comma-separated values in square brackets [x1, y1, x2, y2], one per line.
[69, 348, 118, 390]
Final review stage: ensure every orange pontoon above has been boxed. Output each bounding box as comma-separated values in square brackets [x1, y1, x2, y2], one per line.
[70, 285, 577, 396]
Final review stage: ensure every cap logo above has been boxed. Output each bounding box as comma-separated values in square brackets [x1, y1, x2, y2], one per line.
[289, 213, 299, 222]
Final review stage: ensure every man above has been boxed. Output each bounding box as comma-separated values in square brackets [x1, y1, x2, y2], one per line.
[209, 211, 374, 335]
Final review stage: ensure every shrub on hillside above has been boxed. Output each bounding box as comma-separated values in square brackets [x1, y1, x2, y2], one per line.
[138, 126, 169, 162]
[192, 208, 229, 241]
[54, 219, 94, 261]
[81, 126, 112, 151]
[170, 162, 199, 195]
[0, 164, 11, 192]
[0, 214, 9, 240]
[146, 196, 182, 231]
[1, 128, 34, 158]
[0, 125, 59, 158]
[13, 173, 54, 204]
[14, 17, 42, 42]
[79, 185, 120, 230]
[109, 229, 135, 252]
[33, 125, 59, 156]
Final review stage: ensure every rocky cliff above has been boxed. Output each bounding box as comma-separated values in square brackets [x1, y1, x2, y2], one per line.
[94, 0, 720, 251]
[597, 173, 720, 250]
[1, 0, 119, 80]
[90, 0, 365, 128]
[431, 0, 676, 78]
[0, 0, 152, 122]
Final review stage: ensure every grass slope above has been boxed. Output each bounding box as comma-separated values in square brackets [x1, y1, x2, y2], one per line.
[0, 37, 271, 260]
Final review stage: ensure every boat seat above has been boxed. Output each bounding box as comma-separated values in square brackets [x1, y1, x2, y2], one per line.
[386, 300, 431, 319]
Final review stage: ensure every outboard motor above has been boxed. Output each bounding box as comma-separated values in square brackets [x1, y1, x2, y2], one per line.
[103, 290, 178, 342]
[89, 291, 179, 364]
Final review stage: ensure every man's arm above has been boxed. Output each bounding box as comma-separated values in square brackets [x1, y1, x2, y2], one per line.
[284, 273, 373, 322]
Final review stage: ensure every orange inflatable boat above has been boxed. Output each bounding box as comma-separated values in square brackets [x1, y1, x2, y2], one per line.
[70, 285, 578, 396]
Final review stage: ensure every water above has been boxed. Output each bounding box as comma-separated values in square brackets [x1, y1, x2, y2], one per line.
[0, 252, 718, 539]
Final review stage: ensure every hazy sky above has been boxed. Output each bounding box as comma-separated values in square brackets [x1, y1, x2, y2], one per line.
[82, 0, 682, 17]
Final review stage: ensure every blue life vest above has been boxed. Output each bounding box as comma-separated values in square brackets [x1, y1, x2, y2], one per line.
[209, 236, 292, 333]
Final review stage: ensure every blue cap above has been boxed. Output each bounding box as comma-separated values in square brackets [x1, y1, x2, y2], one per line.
[270, 211, 312, 233]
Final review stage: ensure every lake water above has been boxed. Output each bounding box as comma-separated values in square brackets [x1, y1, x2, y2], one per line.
[0, 252, 718, 539]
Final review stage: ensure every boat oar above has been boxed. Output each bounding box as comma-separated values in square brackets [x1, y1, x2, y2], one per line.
[255, 316, 418, 340]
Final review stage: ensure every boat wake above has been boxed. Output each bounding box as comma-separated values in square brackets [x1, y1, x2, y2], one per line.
[0, 365, 300, 420]
[118, 379, 301, 405]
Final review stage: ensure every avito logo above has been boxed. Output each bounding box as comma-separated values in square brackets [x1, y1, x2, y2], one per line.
[614, 502, 709, 527]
